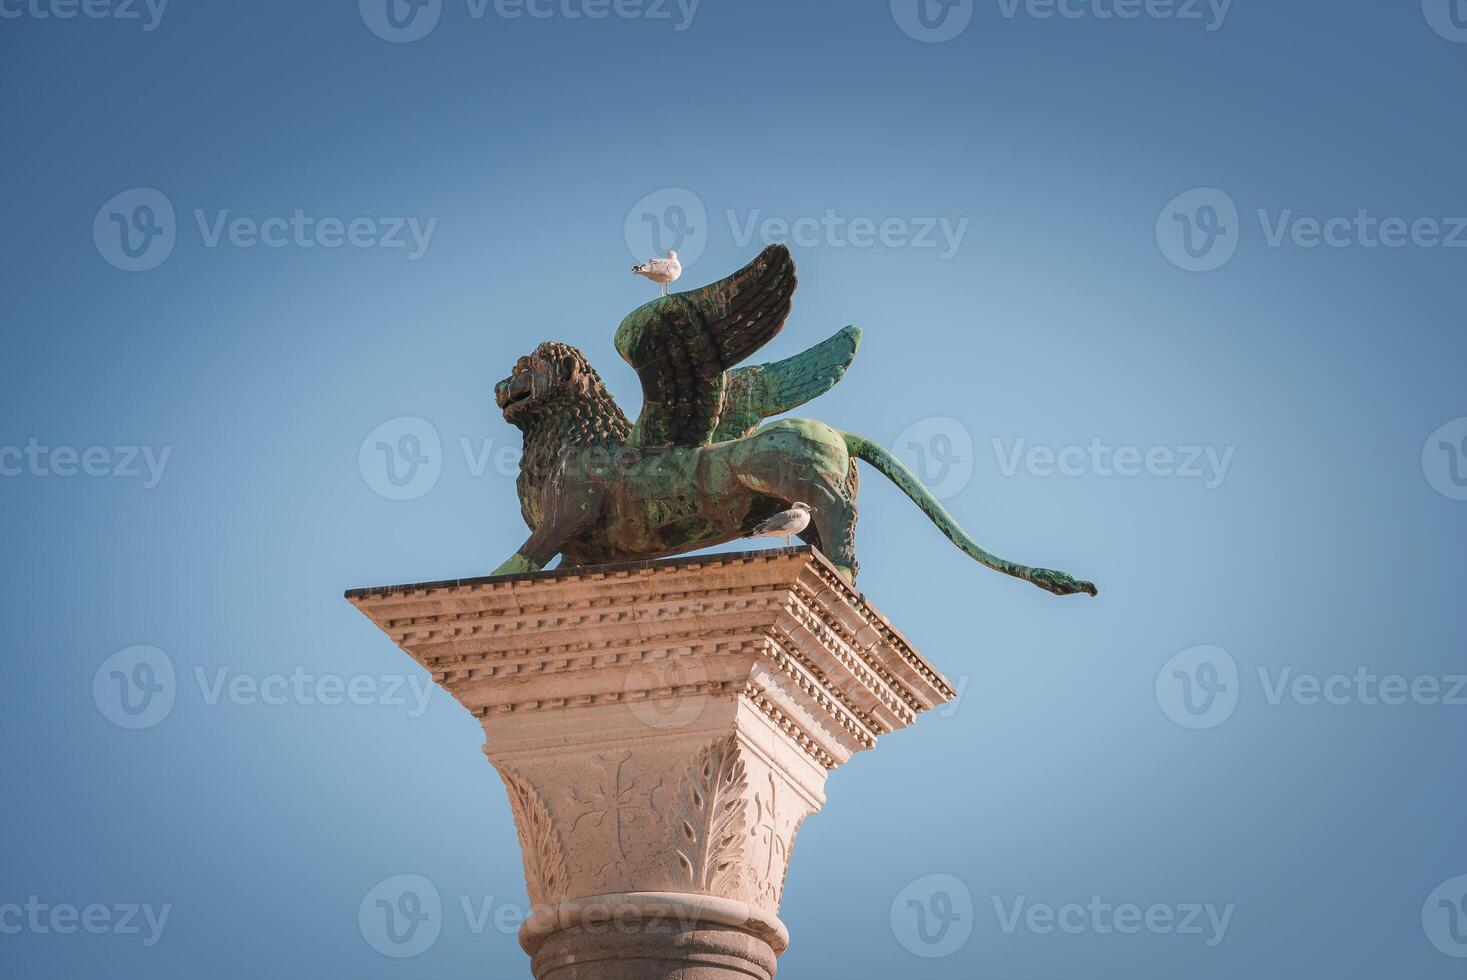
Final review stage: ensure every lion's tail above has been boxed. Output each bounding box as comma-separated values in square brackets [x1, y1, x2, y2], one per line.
[841, 432, 1098, 597]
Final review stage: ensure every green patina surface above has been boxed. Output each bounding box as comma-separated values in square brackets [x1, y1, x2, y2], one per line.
[489, 244, 1096, 597]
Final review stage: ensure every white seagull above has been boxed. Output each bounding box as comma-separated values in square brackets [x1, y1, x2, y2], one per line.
[747, 502, 812, 547]
[632, 249, 682, 295]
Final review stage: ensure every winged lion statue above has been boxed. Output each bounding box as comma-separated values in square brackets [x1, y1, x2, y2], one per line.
[490, 244, 1096, 597]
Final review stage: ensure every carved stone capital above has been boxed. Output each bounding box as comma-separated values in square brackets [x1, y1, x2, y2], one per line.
[348, 547, 953, 978]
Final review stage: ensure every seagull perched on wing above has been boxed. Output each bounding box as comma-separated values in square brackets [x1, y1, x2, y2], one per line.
[747, 502, 812, 547]
[632, 249, 682, 295]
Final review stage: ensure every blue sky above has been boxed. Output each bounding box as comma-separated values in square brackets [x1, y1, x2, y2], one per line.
[2, 1, 1466, 976]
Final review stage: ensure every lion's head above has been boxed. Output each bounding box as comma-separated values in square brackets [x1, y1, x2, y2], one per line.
[494, 341, 630, 441]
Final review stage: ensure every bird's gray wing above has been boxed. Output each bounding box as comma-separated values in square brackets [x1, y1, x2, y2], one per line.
[614, 244, 797, 448]
[751, 510, 802, 536]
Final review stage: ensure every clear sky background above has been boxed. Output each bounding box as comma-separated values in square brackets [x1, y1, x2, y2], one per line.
[2, 0, 1465, 976]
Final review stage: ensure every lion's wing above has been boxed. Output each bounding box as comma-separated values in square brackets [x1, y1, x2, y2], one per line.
[614, 244, 796, 448]
[710, 325, 862, 444]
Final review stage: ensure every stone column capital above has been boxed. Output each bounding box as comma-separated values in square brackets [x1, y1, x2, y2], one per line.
[348, 547, 954, 978]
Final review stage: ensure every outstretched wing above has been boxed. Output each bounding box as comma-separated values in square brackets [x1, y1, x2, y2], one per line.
[710, 325, 862, 443]
[615, 244, 796, 448]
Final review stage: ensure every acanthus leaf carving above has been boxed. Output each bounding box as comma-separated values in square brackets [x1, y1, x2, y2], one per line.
[666, 734, 748, 896]
[498, 766, 570, 909]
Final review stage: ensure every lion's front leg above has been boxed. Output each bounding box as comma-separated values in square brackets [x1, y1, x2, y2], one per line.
[491, 551, 545, 576]
[491, 481, 599, 576]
